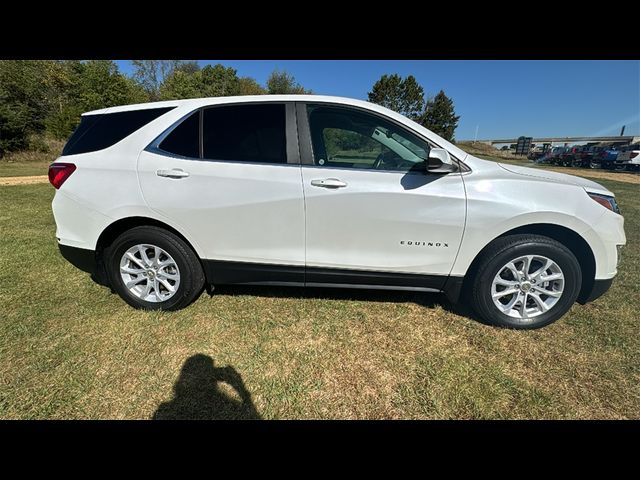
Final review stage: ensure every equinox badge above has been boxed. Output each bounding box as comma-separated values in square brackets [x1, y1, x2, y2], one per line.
[400, 241, 449, 247]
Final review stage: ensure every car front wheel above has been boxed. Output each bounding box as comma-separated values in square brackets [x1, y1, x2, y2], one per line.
[105, 226, 205, 310]
[470, 234, 582, 329]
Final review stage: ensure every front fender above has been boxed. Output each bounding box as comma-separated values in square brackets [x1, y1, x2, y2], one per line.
[450, 210, 600, 277]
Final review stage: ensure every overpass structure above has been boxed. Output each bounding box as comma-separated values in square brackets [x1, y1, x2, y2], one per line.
[468, 136, 640, 146]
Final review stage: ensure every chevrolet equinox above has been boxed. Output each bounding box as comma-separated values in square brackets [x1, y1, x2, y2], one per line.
[50, 95, 626, 329]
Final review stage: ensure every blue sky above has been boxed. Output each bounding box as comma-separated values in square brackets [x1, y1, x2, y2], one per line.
[115, 60, 640, 140]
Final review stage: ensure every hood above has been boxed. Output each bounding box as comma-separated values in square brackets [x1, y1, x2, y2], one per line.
[497, 163, 614, 196]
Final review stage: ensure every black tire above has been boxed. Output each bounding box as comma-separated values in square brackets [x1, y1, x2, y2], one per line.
[469, 234, 582, 329]
[105, 226, 205, 311]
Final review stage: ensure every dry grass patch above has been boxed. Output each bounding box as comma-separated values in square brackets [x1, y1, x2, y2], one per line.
[543, 168, 640, 184]
[0, 176, 48, 186]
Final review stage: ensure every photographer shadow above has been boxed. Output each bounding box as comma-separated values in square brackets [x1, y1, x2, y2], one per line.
[153, 354, 261, 420]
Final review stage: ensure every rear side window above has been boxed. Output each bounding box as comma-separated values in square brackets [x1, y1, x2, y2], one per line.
[202, 104, 286, 163]
[62, 107, 175, 156]
[158, 111, 200, 158]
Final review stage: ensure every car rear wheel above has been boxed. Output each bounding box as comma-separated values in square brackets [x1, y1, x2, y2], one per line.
[470, 234, 582, 329]
[105, 226, 205, 310]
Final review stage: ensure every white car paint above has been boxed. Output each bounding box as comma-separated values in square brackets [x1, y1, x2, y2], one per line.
[616, 147, 640, 165]
[301, 165, 466, 275]
[451, 158, 622, 279]
[137, 151, 305, 266]
[51, 95, 626, 294]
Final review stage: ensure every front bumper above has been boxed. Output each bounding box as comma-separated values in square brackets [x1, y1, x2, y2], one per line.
[577, 277, 614, 304]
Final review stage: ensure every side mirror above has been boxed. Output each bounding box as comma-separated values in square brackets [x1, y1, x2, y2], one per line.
[427, 148, 456, 173]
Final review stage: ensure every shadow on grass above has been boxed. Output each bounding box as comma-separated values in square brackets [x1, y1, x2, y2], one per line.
[153, 354, 261, 420]
[212, 285, 486, 325]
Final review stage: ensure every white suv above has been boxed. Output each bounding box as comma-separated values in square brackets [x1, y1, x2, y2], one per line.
[616, 144, 640, 172]
[50, 95, 626, 329]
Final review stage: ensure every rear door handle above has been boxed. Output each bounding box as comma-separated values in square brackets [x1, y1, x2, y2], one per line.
[156, 168, 190, 179]
[310, 178, 347, 189]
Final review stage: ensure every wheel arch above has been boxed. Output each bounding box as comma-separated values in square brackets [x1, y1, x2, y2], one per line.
[462, 223, 596, 304]
[94, 216, 204, 286]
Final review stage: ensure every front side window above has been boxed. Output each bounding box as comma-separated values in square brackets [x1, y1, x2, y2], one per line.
[307, 105, 430, 172]
[202, 104, 287, 163]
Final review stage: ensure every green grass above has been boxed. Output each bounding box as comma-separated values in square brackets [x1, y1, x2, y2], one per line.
[1, 177, 638, 419]
[0, 139, 63, 177]
[0, 160, 51, 177]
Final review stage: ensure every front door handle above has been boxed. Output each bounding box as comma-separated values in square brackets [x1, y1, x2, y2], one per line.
[310, 178, 347, 189]
[156, 168, 190, 179]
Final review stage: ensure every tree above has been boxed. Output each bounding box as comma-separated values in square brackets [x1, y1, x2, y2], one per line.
[76, 60, 147, 111]
[419, 90, 460, 141]
[41, 61, 84, 140]
[174, 61, 200, 75]
[367, 74, 424, 121]
[45, 60, 148, 139]
[0, 60, 56, 154]
[199, 64, 241, 97]
[266, 70, 311, 94]
[132, 60, 183, 100]
[238, 76, 266, 95]
[159, 69, 202, 100]
[159, 64, 245, 100]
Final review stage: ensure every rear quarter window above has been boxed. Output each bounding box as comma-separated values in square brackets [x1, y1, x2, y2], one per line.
[157, 110, 200, 158]
[62, 107, 175, 156]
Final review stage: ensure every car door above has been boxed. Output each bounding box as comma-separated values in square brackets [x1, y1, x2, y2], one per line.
[137, 102, 305, 284]
[297, 102, 466, 290]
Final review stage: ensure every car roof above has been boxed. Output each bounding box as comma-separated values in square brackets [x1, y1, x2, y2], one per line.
[84, 95, 387, 116]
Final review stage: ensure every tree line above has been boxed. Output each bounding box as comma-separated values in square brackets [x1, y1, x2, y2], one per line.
[0, 60, 459, 156]
[368, 74, 460, 142]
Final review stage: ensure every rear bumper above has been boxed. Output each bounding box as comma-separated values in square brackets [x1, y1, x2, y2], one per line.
[577, 277, 614, 304]
[58, 244, 97, 276]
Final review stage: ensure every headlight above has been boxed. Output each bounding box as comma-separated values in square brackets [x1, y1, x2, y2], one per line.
[588, 192, 621, 214]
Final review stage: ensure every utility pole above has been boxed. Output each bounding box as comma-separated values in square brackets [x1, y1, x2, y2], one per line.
[473, 125, 479, 144]
[620, 125, 625, 136]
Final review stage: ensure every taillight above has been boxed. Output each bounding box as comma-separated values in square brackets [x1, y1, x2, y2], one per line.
[48, 163, 76, 189]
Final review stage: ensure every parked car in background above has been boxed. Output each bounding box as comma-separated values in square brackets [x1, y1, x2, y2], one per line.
[527, 150, 543, 161]
[558, 146, 582, 167]
[528, 147, 551, 161]
[615, 144, 640, 172]
[597, 148, 620, 170]
[546, 147, 570, 166]
[575, 145, 604, 169]
[534, 149, 556, 164]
